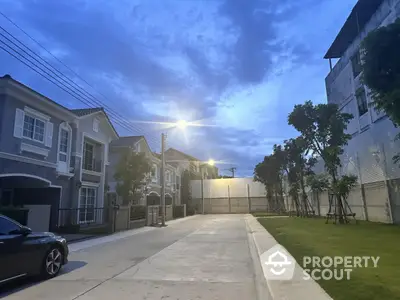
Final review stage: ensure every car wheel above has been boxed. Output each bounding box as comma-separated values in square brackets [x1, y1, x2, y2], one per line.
[42, 247, 63, 278]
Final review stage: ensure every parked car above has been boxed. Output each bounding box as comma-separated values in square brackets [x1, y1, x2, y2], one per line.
[0, 214, 68, 284]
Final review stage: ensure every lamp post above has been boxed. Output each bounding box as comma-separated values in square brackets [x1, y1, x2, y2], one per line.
[200, 159, 215, 215]
[160, 120, 188, 226]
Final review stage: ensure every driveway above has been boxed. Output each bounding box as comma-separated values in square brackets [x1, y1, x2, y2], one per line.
[1, 215, 270, 300]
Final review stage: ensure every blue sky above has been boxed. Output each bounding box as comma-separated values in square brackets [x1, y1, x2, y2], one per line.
[0, 0, 357, 177]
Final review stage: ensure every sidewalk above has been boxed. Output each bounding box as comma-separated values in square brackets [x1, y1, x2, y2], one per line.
[68, 215, 199, 252]
[245, 214, 332, 300]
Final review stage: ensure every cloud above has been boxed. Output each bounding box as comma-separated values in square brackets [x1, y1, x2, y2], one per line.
[0, 0, 358, 176]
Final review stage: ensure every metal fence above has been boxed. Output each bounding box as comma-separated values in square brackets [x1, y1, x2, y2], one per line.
[58, 207, 109, 227]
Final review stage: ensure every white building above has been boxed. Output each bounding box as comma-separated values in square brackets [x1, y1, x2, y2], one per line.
[323, 0, 400, 222]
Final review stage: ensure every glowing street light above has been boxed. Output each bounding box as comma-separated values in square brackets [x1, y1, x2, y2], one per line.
[176, 120, 188, 130]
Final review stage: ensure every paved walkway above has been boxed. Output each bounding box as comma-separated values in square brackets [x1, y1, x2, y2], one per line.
[1, 215, 270, 300]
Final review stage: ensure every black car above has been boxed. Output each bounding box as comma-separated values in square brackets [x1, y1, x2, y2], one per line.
[0, 214, 68, 284]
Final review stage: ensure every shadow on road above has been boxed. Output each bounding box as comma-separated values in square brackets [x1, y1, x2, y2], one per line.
[0, 261, 87, 298]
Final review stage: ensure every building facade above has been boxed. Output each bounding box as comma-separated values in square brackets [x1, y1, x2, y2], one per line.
[108, 136, 179, 206]
[324, 0, 400, 222]
[0, 75, 118, 231]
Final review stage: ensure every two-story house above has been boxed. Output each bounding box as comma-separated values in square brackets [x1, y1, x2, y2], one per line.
[324, 0, 400, 222]
[108, 136, 178, 206]
[0, 75, 118, 231]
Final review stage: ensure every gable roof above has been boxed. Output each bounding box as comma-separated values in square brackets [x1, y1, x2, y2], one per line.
[70, 107, 104, 117]
[165, 148, 199, 161]
[1, 74, 76, 118]
[324, 0, 385, 59]
[110, 135, 144, 147]
[70, 107, 119, 138]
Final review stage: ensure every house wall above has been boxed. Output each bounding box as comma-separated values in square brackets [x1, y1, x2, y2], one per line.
[0, 93, 66, 163]
[0, 88, 74, 210]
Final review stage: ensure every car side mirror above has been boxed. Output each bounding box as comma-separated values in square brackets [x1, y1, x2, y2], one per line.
[19, 226, 32, 235]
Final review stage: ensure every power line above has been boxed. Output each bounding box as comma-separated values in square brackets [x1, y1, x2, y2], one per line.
[0, 15, 162, 148]
[0, 26, 160, 148]
[0, 39, 159, 149]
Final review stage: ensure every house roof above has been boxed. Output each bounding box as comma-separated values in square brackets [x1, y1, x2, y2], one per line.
[70, 107, 119, 138]
[1, 74, 76, 118]
[165, 148, 199, 161]
[70, 107, 104, 117]
[110, 136, 143, 147]
[324, 0, 384, 59]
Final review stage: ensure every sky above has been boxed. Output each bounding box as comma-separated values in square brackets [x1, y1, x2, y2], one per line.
[0, 0, 358, 177]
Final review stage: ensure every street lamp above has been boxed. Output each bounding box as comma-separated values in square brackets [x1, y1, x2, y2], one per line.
[200, 159, 215, 215]
[160, 120, 187, 226]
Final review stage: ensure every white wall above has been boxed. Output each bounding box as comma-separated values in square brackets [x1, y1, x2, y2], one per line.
[191, 178, 266, 199]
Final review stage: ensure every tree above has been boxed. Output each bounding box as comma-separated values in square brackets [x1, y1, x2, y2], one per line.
[361, 18, 400, 162]
[361, 18, 400, 126]
[288, 101, 353, 223]
[283, 137, 316, 216]
[254, 147, 286, 213]
[114, 150, 152, 205]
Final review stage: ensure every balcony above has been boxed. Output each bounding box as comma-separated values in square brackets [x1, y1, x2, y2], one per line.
[83, 158, 102, 173]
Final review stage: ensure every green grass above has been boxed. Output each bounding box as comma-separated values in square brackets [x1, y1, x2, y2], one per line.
[252, 212, 288, 217]
[258, 217, 400, 300]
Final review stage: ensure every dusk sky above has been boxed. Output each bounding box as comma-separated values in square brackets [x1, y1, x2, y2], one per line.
[0, 0, 357, 177]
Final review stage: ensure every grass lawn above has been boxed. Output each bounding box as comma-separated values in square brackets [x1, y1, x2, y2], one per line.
[258, 217, 400, 300]
[252, 212, 288, 218]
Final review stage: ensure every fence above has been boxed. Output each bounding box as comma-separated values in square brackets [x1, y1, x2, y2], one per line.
[58, 207, 109, 228]
[190, 178, 269, 214]
[297, 117, 400, 223]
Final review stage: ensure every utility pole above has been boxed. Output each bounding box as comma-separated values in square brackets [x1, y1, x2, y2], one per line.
[161, 133, 166, 226]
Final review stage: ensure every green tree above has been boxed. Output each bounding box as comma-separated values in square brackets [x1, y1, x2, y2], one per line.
[254, 147, 286, 213]
[288, 101, 353, 223]
[114, 150, 152, 205]
[361, 18, 400, 162]
[361, 18, 400, 126]
[284, 137, 316, 216]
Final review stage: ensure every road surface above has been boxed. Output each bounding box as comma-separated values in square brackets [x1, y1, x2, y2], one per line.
[1, 215, 269, 300]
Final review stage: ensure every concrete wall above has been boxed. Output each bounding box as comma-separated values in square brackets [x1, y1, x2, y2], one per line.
[190, 178, 269, 214]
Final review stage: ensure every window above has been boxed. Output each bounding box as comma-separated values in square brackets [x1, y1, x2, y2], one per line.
[356, 88, 368, 116]
[59, 129, 69, 162]
[83, 142, 95, 170]
[351, 51, 362, 78]
[0, 216, 21, 235]
[23, 114, 45, 142]
[93, 118, 100, 132]
[151, 164, 157, 182]
[79, 187, 97, 224]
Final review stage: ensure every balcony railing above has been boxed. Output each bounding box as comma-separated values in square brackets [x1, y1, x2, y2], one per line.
[83, 158, 102, 172]
[58, 207, 109, 227]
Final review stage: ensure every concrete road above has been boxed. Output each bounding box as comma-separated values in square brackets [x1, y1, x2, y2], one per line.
[1, 215, 270, 300]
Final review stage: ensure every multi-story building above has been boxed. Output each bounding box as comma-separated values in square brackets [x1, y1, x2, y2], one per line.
[0, 75, 118, 231]
[324, 0, 400, 222]
[108, 136, 179, 206]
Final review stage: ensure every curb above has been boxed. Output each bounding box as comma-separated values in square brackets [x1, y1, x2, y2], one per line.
[245, 214, 333, 300]
[245, 217, 274, 300]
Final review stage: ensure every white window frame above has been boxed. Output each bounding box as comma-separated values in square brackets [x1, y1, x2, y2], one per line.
[57, 122, 72, 173]
[151, 164, 158, 183]
[22, 113, 46, 143]
[79, 187, 97, 224]
[93, 118, 100, 133]
[83, 141, 96, 171]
